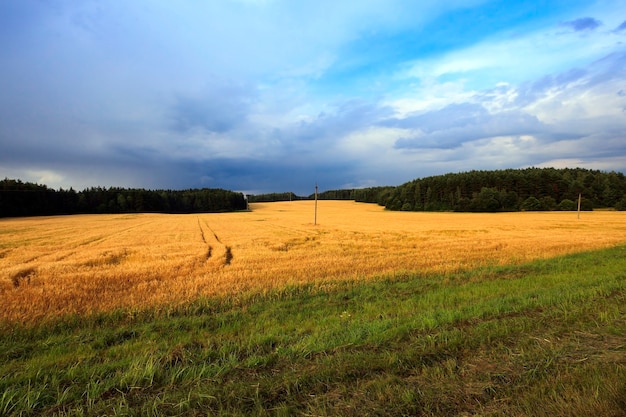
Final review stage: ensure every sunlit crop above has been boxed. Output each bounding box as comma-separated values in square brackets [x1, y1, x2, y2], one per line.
[2, 201, 626, 323]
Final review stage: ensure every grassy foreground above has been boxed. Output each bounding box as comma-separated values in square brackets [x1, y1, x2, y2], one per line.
[1, 246, 626, 416]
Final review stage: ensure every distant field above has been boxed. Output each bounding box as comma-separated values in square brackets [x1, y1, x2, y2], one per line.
[2, 201, 626, 323]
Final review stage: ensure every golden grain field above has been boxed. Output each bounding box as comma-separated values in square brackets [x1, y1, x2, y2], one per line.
[2, 201, 626, 323]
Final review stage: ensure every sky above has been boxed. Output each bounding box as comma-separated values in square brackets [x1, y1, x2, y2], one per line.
[1, 0, 625, 195]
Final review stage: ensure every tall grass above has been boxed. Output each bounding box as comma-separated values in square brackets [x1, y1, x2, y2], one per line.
[1, 245, 625, 416]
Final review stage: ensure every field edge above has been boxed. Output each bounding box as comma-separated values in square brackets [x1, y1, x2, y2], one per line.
[1, 244, 625, 416]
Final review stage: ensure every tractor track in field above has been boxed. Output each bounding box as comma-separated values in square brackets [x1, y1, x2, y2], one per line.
[197, 218, 232, 266]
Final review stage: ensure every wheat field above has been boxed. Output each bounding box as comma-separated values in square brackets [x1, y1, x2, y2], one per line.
[2, 201, 626, 323]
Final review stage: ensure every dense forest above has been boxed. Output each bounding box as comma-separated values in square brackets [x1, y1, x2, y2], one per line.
[3, 168, 626, 217]
[247, 192, 304, 203]
[0, 179, 247, 218]
[312, 187, 396, 204]
[383, 168, 626, 212]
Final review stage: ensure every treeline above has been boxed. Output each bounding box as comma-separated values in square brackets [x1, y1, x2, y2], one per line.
[247, 192, 303, 203]
[248, 186, 395, 204]
[383, 168, 626, 212]
[0, 179, 247, 218]
[312, 187, 395, 204]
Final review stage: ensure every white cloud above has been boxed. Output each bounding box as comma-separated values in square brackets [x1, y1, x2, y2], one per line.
[338, 126, 405, 156]
[525, 74, 626, 124]
[385, 79, 477, 116]
[401, 15, 623, 89]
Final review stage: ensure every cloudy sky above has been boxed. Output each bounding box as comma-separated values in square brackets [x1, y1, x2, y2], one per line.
[1, 0, 625, 195]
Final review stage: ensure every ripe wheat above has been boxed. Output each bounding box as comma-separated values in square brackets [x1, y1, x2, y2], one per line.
[2, 201, 626, 323]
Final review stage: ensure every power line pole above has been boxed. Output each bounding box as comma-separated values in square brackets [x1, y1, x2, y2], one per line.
[314, 182, 318, 225]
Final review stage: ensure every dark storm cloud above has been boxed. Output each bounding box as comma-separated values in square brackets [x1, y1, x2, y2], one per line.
[169, 157, 360, 195]
[560, 17, 602, 31]
[170, 82, 254, 133]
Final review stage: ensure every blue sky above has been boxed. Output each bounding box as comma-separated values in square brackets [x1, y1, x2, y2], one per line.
[1, 0, 625, 195]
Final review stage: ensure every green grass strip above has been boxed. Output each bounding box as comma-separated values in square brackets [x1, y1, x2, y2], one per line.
[1, 246, 625, 416]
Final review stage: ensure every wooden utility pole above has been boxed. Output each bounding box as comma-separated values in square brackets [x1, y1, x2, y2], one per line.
[314, 183, 318, 225]
[577, 192, 582, 219]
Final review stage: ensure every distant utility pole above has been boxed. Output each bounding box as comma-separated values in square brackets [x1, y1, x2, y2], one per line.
[314, 182, 318, 225]
[577, 192, 582, 219]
